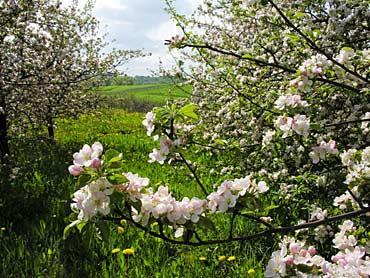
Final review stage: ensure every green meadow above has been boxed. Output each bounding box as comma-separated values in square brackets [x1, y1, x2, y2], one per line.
[99, 84, 191, 112]
[0, 85, 268, 277]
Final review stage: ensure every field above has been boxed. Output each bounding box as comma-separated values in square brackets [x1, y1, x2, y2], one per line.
[99, 84, 191, 112]
[0, 84, 267, 277]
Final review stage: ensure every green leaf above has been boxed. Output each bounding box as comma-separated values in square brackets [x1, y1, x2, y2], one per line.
[108, 161, 124, 170]
[109, 191, 124, 204]
[107, 173, 126, 185]
[294, 12, 305, 19]
[179, 103, 198, 120]
[77, 173, 92, 187]
[77, 221, 88, 232]
[240, 209, 255, 215]
[104, 149, 121, 162]
[264, 204, 279, 212]
[109, 153, 123, 163]
[242, 53, 253, 59]
[215, 139, 227, 146]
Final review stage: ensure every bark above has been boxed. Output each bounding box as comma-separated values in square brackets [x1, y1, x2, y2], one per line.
[0, 99, 10, 163]
[47, 115, 55, 143]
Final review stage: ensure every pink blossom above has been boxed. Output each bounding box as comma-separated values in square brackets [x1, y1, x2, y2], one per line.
[68, 164, 84, 176]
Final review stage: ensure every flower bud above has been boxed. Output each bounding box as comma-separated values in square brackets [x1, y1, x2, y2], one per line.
[289, 243, 300, 255]
[68, 164, 83, 176]
[283, 255, 294, 266]
[308, 246, 316, 256]
[299, 249, 307, 257]
[91, 158, 102, 169]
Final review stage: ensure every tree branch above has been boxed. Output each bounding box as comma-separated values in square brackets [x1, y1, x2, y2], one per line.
[178, 152, 209, 196]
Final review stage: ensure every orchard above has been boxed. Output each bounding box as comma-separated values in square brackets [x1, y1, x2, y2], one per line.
[1, 0, 369, 277]
[66, 0, 370, 277]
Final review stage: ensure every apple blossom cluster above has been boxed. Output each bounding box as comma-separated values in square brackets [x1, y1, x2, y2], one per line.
[334, 48, 355, 66]
[71, 177, 113, 221]
[290, 54, 332, 92]
[309, 207, 334, 243]
[143, 110, 195, 165]
[309, 140, 338, 164]
[68, 142, 270, 237]
[128, 175, 268, 236]
[131, 185, 207, 233]
[120, 172, 150, 201]
[262, 130, 276, 147]
[340, 147, 370, 185]
[324, 220, 370, 277]
[290, 48, 361, 93]
[333, 186, 360, 211]
[265, 236, 324, 277]
[274, 94, 308, 110]
[207, 176, 268, 213]
[168, 35, 186, 48]
[275, 115, 310, 138]
[142, 112, 156, 136]
[265, 220, 370, 277]
[68, 142, 103, 176]
[148, 136, 182, 165]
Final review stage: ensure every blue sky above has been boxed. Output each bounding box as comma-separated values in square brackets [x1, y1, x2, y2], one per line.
[65, 0, 198, 75]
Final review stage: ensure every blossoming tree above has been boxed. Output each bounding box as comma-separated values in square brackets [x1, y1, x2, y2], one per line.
[0, 0, 139, 162]
[65, 0, 369, 276]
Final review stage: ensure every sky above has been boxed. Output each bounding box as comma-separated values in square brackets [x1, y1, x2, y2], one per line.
[64, 0, 199, 76]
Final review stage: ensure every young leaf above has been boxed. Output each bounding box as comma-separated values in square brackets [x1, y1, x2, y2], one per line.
[63, 220, 81, 239]
[179, 103, 198, 120]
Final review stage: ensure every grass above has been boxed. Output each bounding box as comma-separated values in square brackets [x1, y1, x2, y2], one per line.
[0, 85, 270, 277]
[99, 83, 191, 112]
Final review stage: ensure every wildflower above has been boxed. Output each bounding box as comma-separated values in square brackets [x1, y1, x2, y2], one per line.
[227, 256, 236, 262]
[247, 268, 256, 275]
[198, 256, 207, 261]
[218, 255, 226, 262]
[111, 248, 121, 254]
[117, 226, 124, 234]
[122, 248, 135, 255]
[120, 219, 126, 226]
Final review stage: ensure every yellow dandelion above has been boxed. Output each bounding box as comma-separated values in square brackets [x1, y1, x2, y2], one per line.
[218, 255, 226, 262]
[122, 248, 135, 255]
[227, 256, 236, 262]
[198, 256, 207, 261]
[117, 226, 125, 234]
[248, 268, 256, 275]
[120, 219, 127, 226]
[111, 248, 121, 254]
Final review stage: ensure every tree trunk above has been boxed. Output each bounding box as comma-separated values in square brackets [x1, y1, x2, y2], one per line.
[47, 115, 55, 143]
[0, 102, 10, 163]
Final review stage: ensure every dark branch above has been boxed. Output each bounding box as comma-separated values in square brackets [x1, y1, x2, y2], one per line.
[179, 152, 209, 196]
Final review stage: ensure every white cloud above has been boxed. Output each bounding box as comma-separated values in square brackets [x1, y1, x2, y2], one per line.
[95, 0, 127, 11]
[61, 0, 195, 75]
[146, 20, 179, 42]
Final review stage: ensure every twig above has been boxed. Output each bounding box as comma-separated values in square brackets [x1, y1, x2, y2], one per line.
[178, 152, 209, 196]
